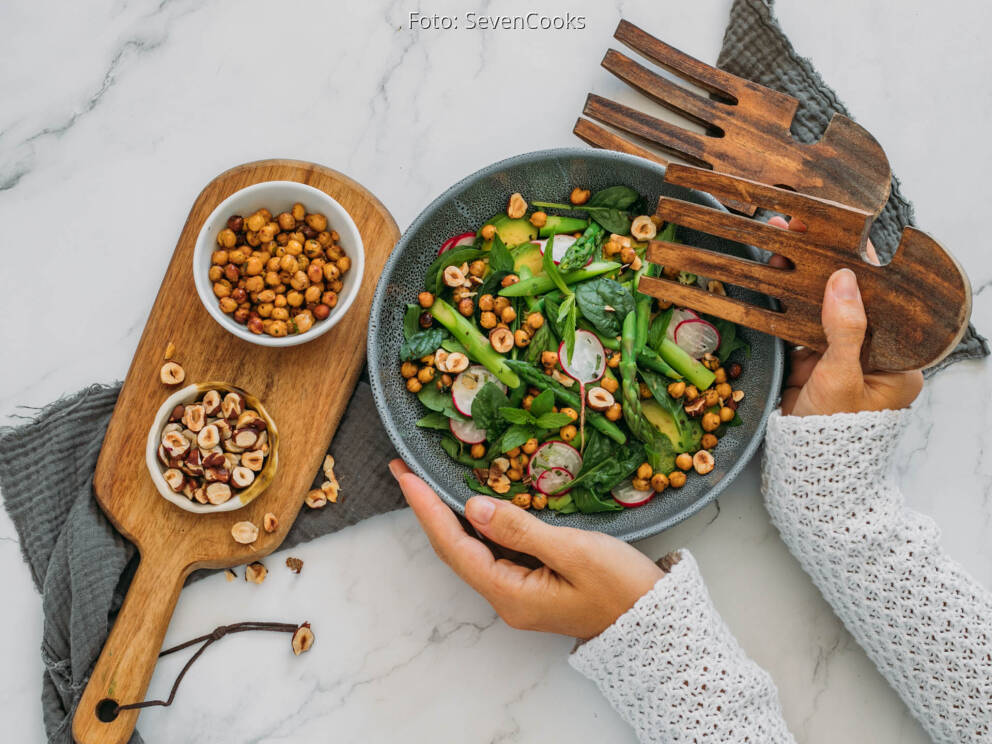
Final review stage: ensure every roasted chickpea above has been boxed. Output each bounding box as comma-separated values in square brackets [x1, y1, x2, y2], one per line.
[650, 472, 669, 492]
[268, 320, 289, 337]
[702, 412, 721, 432]
[217, 228, 237, 249]
[258, 223, 278, 243]
[521, 438, 539, 455]
[304, 285, 322, 304]
[337, 255, 351, 273]
[702, 389, 720, 408]
[286, 290, 304, 308]
[417, 291, 434, 308]
[570, 187, 591, 205]
[636, 462, 653, 480]
[208, 265, 223, 282]
[285, 239, 303, 257]
[406, 377, 422, 393]
[493, 296, 510, 314]
[294, 311, 315, 334]
[468, 443, 486, 459]
[322, 291, 338, 308]
[667, 381, 686, 399]
[500, 306, 517, 324]
[606, 351, 621, 369]
[559, 424, 578, 442]
[213, 282, 231, 298]
[669, 470, 687, 488]
[279, 254, 298, 274]
[514, 329, 530, 347]
[675, 453, 693, 471]
[529, 211, 547, 228]
[605, 403, 622, 421]
[480, 224, 497, 240]
[313, 303, 331, 320]
[632, 477, 651, 491]
[522, 395, 534, 410]
[211, 249, 229, 266]
[256, 302, 274, 318]
[329, 279, 344, 293]
[478, 311, 498, 329]
[473, 295, 493, 314]
[305, 213, 328, 232]
[639, 382, 652, 399]
[719, 406, 735, 423]
[274, 294, 287, 308]
[701, 433, 719, 449]
[457, 298, 474, 317]
[417, 366, 435, 384]
[219, 296, 238, 313]
[526, 312, 544, 330]
[290, 271, 310, 291]
[540, 350, 558, 368]
[272, 307, 290, 321]
[601, 375, 619, 394]
[511, 492, 532, 509]
[561, 407, 579, 422]
[468, 259, 486, 277]
[323, 263, 341, 282]
[684, 385, 699, 402]
[244, 257, 264, 276]
[531, 493, 548, 510]
[714, 367, 728, 384]
[716, 382, 733, 400]
[276, 212, 295, 231]
[500, 274, 519, 288]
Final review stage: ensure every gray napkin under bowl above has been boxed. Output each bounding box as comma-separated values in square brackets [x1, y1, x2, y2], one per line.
[0, 1, 986, 742]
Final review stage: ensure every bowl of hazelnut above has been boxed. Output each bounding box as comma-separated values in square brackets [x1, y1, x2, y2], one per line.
[146, 382, 279, 514]
[193, 180, 364, 346]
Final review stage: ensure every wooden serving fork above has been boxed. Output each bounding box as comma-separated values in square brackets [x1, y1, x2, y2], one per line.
[638, 164, 971, 372]
[576, 20, 892, 219]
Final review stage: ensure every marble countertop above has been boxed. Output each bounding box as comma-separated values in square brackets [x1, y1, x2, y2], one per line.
[1, 0, 989, 741]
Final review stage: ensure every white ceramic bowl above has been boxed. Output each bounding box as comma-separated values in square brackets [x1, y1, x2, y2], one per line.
[192, 181, 365, 347]
[146, 382, 279, 514]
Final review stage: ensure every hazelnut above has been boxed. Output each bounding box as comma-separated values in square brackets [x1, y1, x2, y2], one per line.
[181, 404, 205, 433]
[222, 392, 246, 419]
[684, 397, 707, 417]
[693, 449, 715, 475]
[444, 352, 469, 374]
[245, 561, 267, 584]
[305, 489, 328, 508]
[262, 513, 278, 533]
[206, 482, 232, 505]
[231, 520, 258, 544]
[197, 424, 220, 449]
[630, 215, 658, 241]
[162, 468, 185, 492]
[489, 327, 513, 353]
[586, 386, 615, 412]
[231, 466, 255, 489]
[732, 390, 745, 403]
[443, 266, 466, 288]
[286, 556, 304, 574]
[162, 430, 190, 457]
[159, 361, 185, 386]
[728, 363, 743, 380]
[292, 623, 315, 655]
[507, 192, 527, 220]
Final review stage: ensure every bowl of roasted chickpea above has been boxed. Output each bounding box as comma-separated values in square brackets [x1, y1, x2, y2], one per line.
[193, 181, 365, 347]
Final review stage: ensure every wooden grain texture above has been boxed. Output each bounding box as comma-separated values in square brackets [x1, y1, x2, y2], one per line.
[640, 164, 971, 372]
[72, 160, 399, 744]
[574, 19, 893, 220]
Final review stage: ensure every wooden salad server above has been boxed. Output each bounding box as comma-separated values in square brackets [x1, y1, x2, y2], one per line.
[575, 20, 892, 218]
[638, 164, 971, 372]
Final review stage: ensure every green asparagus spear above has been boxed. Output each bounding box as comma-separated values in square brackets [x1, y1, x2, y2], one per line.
[430, 298, 520, 388]
[498, 261, 621, 297]
[505, 360, 626, 444]
[558, 223, 605, 273]
[638, 348, 682, 379]
[658, 338, 715, 390]
[621, 312, 677, 472]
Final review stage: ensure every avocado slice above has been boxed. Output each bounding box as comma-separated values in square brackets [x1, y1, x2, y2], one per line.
[480, 214, 538, 247]
[641, 398, 681, 447]
[512, 241, 544, 277]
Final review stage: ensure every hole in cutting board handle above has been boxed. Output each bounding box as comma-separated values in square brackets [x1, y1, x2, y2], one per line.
[96, 698, 120, 722]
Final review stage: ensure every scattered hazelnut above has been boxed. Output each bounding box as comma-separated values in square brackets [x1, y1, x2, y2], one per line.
[231, 466, 255, 489]
[231, 520, 258, 544]
[263, 512, 279, 533]
[292, 623, 315, 655]
[245, 561, 267, 584]
[160, 362, 185, 386]
[630, 215, 658, 241]
[693, 450, 715, 475]
[207, 482, 233, 504]
[285, 556, 304, 574]
[489, 327, 513, 353]
[163, 341, 176, 360]
[305, 489, 327, 508]
[507, 192, 527, 220]
[443, 265, 466, 288]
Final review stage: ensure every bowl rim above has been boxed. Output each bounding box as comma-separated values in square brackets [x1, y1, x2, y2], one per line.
[145, 381, 280, 514]
[192, 180, 365, 347]
[368, 147, 784, 542]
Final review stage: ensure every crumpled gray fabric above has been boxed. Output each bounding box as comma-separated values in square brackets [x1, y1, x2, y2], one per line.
[718, 0, 989, 374]
[0, 379, 401, 743]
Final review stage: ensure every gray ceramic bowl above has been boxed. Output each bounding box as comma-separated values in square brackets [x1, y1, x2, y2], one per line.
[368, 148, 784, 542]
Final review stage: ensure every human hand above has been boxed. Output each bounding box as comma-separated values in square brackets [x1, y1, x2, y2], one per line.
[390, 460, 665, 639]
[768, 216, 923, 416]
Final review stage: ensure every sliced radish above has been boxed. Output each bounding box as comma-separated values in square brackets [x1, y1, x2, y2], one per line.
[674, 318, 721, 359]
[528, 441, 583, 481]
[451, 365, 506, 417]
[558, 330, 606, 384]
[438, 231, 476, 255]
[665, 308, 701, 342]
[612, 480, 655, 508]
[535, 467, 574, 496]
[532, 235, 582, 265]
[449, 417, 487, 444]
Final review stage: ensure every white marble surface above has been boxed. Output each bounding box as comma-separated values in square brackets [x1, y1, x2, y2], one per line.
[1, 0, 989, 741]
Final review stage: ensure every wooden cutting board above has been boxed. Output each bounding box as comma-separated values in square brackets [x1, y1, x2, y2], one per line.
[72, 160, 399, 744]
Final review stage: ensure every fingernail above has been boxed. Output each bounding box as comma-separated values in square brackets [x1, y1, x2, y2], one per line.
[388, 460, 404, 480]
[831, 268, 859, 301]
[465, 496, 496, 525]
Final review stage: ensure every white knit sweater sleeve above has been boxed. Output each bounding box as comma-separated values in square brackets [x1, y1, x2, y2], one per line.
[762, 408, 992, 744]
[570, 551, 796, 743]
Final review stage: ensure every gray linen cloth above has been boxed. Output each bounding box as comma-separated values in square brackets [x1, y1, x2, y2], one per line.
[718, 0, 989, 372]
[1, 3, 988, 743]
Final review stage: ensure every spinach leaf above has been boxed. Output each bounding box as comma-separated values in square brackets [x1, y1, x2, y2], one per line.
[400, 328, 445, 361]
[590, 208, 631, 235]
[575, 278, 635, 337]
[529, 389, 556, 419]
[640, 368, 702, 454]
[579, 429, 617, 472]
[488, 233, 515, 273]
[416, 412, 450, 430]
[403, 304, 423, 340]
[572, 486, 623, 513]
[426, 246, 485, 295]
[587, 185, 640, 210]
[646, 307, 673, 351]
[472, 382, 510, 438]
[418, 384, 462, 420]
[712, 317, 750, 362]
[492, 424, 535, 454]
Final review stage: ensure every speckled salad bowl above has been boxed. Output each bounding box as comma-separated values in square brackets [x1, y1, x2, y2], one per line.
[368, 148, 784, 542]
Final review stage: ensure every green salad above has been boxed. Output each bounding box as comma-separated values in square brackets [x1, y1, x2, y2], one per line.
[399, 185, 749, 514]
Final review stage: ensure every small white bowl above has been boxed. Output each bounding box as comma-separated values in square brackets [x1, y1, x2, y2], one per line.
[192, 181, 365, 347]
[146, 382, 279, 514]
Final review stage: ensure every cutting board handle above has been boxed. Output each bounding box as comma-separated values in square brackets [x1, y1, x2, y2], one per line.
[72, 549, 188, 744]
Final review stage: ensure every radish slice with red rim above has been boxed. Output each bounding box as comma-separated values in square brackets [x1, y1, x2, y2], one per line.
[532, 235, 580, 265]
[673, 318, 721, 359]
[449, 417, 486, 444]
[527, 441, 583, 481]
[535, 467, 574, 496]
[438, 231, 476, 255]
[611, 480, 655, 507]
[558, 330, 606, 384]
[451, 366, 506, 417]
[665, 308, 700, 342]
